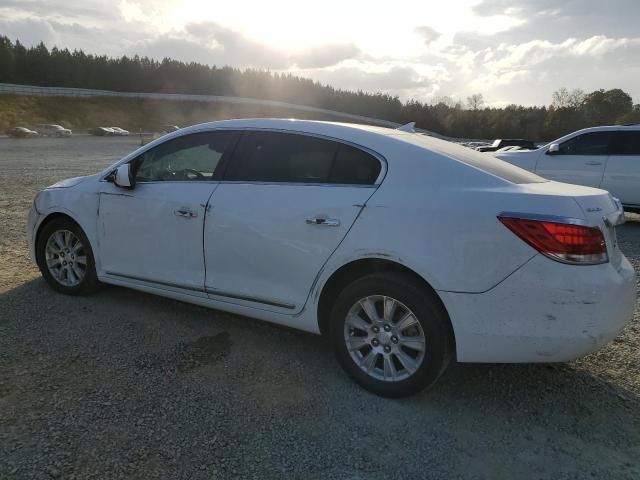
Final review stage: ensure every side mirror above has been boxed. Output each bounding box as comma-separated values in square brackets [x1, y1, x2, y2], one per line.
[113, 163, 135, 189]
[546, 143, 560, 155]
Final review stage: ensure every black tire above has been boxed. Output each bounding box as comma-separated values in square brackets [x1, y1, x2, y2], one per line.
[36, 216, 100, 295]
[330, 273, 454, 398]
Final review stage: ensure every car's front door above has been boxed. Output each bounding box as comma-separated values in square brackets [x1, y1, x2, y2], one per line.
[98, 130, 239, 291]
[601, 130, 640, 207]
[535, 131, 612, 187]
[203, 131, 383, 313]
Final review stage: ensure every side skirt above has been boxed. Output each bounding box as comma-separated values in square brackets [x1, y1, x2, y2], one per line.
[98, 274, 320, 334]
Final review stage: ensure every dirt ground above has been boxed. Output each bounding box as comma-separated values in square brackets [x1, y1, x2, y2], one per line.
[1, 136, 639, 479]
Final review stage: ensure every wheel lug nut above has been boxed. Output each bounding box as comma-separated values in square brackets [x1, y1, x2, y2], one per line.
[391, 336, 398, 343]
[383, 324, 391, 332]
[371, 339, 379, 347]
[384, 345, 391, 353]
[372, 326, 379, 333]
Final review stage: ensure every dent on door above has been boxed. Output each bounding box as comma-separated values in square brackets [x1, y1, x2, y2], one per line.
[98, 182, 215, 291]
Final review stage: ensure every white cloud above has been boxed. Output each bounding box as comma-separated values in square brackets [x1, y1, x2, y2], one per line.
[414, 26, 441, 45]
[1, 0, 639, 106]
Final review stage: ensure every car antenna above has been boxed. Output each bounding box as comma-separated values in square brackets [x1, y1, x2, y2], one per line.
[396, 122, 416, 133]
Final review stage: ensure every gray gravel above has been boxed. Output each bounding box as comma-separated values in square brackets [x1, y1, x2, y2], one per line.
[1, 136, 639, 480]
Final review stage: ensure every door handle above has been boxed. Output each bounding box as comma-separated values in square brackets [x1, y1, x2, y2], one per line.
[585, 161, 602, 166]
[174, 208, 198, 218]
[306, 217, 340, 227]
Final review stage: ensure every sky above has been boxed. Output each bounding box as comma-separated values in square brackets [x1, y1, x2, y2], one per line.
[1, 0, 639, 106]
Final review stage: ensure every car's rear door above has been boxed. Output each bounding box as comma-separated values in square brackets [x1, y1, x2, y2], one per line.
[601, 130, 640, 207]
[97, 130, 239, 291]
[203, 130, 383, 313]
[535, 131, 612, 187]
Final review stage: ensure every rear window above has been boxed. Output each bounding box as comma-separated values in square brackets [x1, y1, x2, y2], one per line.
[398, 133, 546, 184]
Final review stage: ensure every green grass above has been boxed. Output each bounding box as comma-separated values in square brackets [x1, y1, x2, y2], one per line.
[0, 95, 345, 133]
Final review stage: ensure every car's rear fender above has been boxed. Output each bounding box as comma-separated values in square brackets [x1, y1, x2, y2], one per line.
[324, 180, 612, 294]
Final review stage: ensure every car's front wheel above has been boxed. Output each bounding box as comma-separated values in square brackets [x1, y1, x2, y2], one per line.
[330, 273, 454, 397]
[36, 217, 99, 295]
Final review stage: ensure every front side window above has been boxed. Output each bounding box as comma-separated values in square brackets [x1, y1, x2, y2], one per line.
[224, 131, 381, 185]
[611, 131, 640, 155]
[558, 132, 612, 155]
[134, 131, 238, 182]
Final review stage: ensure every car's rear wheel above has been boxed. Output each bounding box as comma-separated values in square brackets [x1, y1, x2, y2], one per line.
[36, 217, 99, 295]
[330, 273, 453, 397]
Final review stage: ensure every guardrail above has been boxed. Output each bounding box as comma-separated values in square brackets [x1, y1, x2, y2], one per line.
[0, 83, 448, 139]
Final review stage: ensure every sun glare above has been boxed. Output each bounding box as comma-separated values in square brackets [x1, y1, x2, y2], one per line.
[155, 0, 524, 57]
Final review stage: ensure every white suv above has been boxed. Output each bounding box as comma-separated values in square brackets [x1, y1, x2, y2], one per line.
[495, 125, 640, 212]
[27, 119, 636, 397]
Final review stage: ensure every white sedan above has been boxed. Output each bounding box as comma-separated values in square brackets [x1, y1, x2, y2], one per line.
[27, 119, 636, 397]
[494, 125, 640, 213]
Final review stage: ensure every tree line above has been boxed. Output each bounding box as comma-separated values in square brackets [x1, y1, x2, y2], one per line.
[1, 36, 638, 141]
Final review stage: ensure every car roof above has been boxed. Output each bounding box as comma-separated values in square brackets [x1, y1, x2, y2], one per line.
[566, 125, 640, 134]
[543, 124, 640, 146]
[178, 118, 411, 140]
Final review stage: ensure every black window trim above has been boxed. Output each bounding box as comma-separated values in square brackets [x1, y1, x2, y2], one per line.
[218, 128, 387, 187]
[101, 126, 388, 186]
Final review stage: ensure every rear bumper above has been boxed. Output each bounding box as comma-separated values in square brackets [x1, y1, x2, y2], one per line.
[439, 254, 636, 363]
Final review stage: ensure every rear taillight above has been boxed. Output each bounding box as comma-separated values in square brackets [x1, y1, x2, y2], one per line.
[498, 215, 608, 265]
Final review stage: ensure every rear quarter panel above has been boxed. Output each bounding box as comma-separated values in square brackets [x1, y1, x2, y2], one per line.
[321, 141, 586, 294]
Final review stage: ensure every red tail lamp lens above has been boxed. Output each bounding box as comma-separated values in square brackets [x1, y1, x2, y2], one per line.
[498, 216, 607, 264]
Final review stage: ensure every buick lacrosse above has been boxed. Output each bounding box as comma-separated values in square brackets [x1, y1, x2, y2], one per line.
[27, 119, 636, 397]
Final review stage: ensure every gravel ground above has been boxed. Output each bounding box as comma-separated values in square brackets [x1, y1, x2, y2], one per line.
[1, 136, 639, 480]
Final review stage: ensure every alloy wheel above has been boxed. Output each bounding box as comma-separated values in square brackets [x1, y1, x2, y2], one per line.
[44, 230, 88, 287]
[343, 295, 426, 382]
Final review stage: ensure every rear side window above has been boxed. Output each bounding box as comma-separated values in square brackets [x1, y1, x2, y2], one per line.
[559, 132, 612, 155]
[611, 131, 640, 155]
[224, 131, 381, 185]
[331, 144, 381, 184]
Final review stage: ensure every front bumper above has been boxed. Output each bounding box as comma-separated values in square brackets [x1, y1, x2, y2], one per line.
[440, 253, 637, 363]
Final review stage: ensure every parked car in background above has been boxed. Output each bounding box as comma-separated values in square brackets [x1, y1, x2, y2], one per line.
[109, 127, 130, 136]
[27, 119, 635, 397]
[6, 126, 39, 138]
[35, 124, 72, 137]
[495, 125, 640, 212]
[161, 125, 180, 135]
[458, 141, 491, 149]
[496, 146, 523, 152]
[88, 127, 116, 136]
[477, 139, 536, 152]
